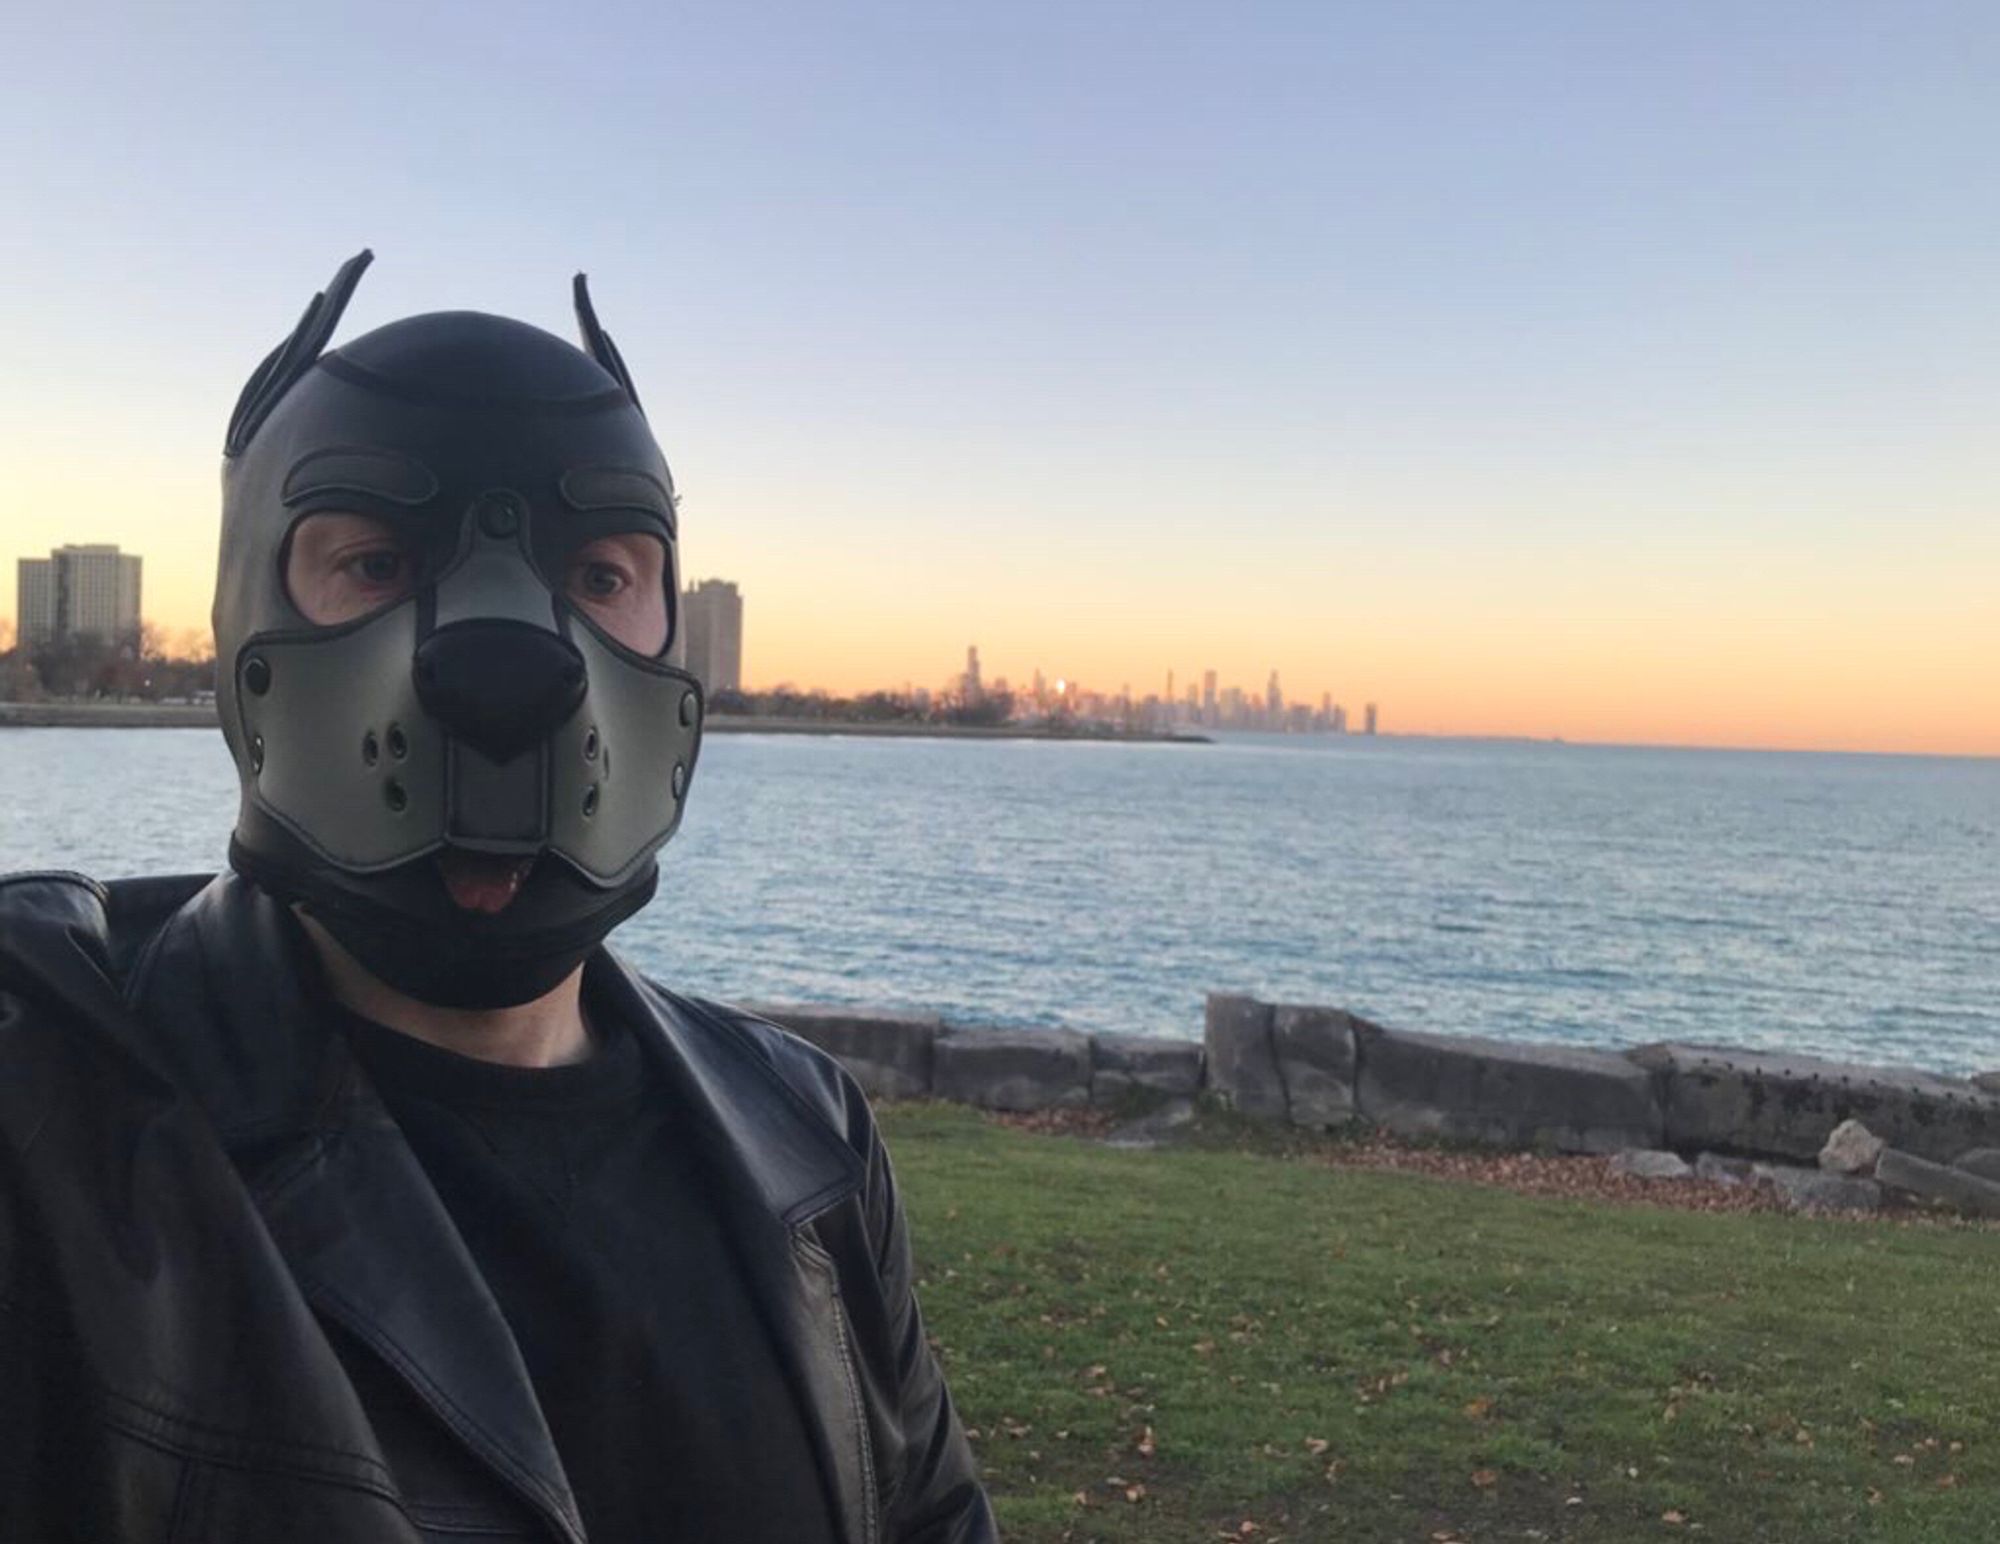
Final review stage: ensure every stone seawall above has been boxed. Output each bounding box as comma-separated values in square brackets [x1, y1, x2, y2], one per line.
[748, 994, 2000, 1173]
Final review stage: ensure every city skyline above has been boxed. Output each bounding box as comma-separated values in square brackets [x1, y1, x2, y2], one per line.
[5, 550, 1995, 756]
[2, 5, 1995, 757]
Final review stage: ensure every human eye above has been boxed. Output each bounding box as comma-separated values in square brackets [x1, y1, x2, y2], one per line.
[569, 556, 631, 600]
[344, 546, 407, 588]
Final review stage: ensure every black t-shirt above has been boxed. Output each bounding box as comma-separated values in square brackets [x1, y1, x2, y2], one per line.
[338, 1007, 839, 1544]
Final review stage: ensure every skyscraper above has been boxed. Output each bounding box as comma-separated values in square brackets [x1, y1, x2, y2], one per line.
[1201, 668, 1217, 723]
[16, 559, 56, 646]
[680, 578, 744, 694]
[15, 544, 142, 648]
[1364, 702, 1379, 735]
[961, 644, 983, 702]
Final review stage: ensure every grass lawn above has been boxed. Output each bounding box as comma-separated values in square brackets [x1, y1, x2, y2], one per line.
[877, 1101, 2000, 1543]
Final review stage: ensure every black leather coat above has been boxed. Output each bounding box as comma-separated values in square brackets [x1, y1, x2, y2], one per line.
[0, 871, 996, 1543]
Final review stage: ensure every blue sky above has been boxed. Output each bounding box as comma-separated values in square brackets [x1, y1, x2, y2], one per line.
[3, 1, 1996, 749]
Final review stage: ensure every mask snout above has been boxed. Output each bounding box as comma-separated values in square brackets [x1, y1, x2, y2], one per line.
[414, 621, 586, 763]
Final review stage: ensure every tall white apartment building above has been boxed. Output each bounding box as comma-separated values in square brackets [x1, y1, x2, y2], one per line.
[680, 578, 744, 695]
[16, 559, 58, 646]
[15, 544, 143, 648]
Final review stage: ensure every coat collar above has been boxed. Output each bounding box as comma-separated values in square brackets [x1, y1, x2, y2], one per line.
[128, 875, 865, 1223]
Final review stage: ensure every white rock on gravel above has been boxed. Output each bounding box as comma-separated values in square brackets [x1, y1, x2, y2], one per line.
[1610, 1148, 1694, 1180]
[1818, 1118, 1886, 1176]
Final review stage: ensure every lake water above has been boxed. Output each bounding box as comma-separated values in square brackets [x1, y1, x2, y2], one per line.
[2, 727, 1995, 1075]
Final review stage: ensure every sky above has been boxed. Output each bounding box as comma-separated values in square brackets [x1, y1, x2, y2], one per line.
[1, 0, 1995, 754]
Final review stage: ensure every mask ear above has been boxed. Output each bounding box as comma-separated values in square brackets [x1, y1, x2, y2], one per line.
[224, 249, 373, 457]
[572, 272, 644, 415]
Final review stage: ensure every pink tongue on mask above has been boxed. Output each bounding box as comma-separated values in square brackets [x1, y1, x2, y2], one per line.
[438, 852, 532, 914]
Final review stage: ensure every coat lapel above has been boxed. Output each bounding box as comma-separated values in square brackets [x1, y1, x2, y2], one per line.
[250, 1091, 587, 1544]
[134, 878, 586, 1544]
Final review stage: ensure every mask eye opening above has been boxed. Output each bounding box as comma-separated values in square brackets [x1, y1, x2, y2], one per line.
[279, 506, 430, 630]
[535, 513, 676, 662]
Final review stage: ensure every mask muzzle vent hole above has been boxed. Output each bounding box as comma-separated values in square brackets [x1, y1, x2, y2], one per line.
[384, 778, 408, 813]
[250, 735, 265, 774]
[583, 727, 600, 761]
[244, 657, 271, 696]
[679, 692, 698, 727]
[671, 762, 686, 799]
[582, 783, 600, 818]
[387, 724, 409, 760]
[362, 730, 380, 767]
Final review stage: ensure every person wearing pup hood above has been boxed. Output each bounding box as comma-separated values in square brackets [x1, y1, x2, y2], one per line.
[0, 251, 996, 1544]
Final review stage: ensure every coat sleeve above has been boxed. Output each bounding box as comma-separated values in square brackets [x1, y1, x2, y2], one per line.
[823, 1073, 999, 1544]
[0, 993, 69, 1544]
[675, 994, 1000, 1542]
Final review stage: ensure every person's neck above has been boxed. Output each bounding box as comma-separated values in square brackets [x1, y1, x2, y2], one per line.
[297, 913, 592, 1068]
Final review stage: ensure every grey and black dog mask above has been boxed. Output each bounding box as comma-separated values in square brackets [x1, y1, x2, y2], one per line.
[217, 251, 703, 1007]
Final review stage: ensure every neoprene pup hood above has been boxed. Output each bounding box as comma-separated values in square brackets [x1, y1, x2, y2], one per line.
[217, 250, 703, 1007]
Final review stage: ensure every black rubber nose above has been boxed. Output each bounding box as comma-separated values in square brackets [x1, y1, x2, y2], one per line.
[413, 622, 587, 762]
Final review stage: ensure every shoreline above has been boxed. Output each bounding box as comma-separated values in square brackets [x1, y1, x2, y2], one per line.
[0, 700, 1210, 745]
[1, 700, 1987, 759]
[0, 701, 219, 728]
[701, 714, 1206, 744]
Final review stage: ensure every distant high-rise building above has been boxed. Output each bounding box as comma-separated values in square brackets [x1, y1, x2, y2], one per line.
[1364, 702, 1378, 736]
[1266, 669, 1282, 719]
[15, 544, 141, 648]
[16, 560, 56, 647]
[961, 644, 982, 702]
[680, 578, 743, 694]
[1332, 703, 1348, 733]
[1201, 668, 1217, 722]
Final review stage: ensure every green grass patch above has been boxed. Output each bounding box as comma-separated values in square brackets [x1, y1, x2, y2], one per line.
[878, 1101, 2000, 1543]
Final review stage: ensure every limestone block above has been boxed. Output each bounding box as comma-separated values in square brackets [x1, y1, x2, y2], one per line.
[1271, 1004, 1358, 1129]
[1878, 1147, 2000, 1218]
[746, 1003, 936, 1100]
[1354, 1020, 1663, 1154]
[933, 1026, 1091, 1112]
[1204, 994, 1288, 1121]
[1750, 1162, 1883, 1214]
[1955, 1148, 2000, 1184]
[1090, 1033, 1204, 1106]
[1611, 1149, 1693, 1180]
[1628, 1044, 2000, 1164]
[1818, 1119, 1885, 1175]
